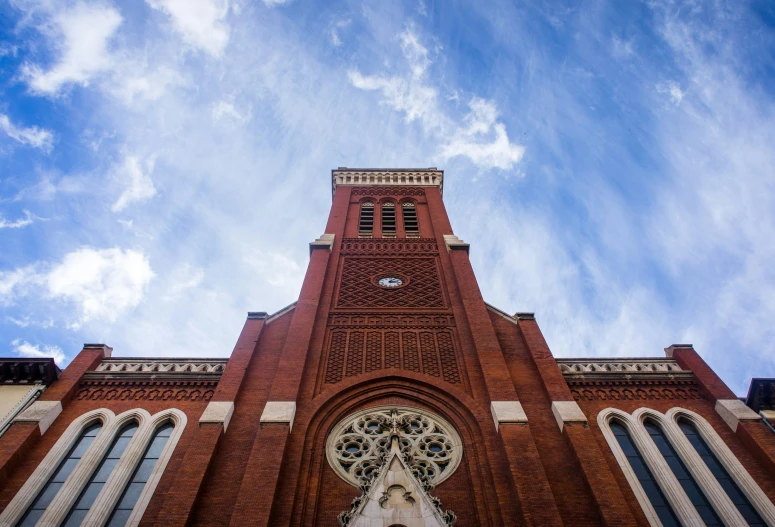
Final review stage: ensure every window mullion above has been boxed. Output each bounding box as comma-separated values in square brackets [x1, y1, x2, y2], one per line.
[661, 420, 748, 526]
[629, 419, 705, 527]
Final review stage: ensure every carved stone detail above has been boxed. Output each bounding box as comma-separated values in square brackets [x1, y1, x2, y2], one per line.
[326, 406, 463, 490]
[95, 360, 226, 374]
[558, 359, 683, 374]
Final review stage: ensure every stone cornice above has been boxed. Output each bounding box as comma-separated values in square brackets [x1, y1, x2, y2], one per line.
[332, 168, 444, 198]
[86, 358, 228, 381]
[0, 358, 60, 385]
[557, 358, 692, 381]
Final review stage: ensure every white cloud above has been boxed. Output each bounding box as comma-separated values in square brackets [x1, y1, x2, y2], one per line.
[212, 99, 252, 122]
[21, 2, 122, 95]
[329, 18, 351, 47]
[147, 0, 230, 57]
[11, 339, 66, 365]
[0, 114, 54, 150]
[46, 247, 154, 324]
[440, 98, 525, 170]
[245, 250, 304, 289]
[0, 266, 38, 305]
[0, 211, 37, 229]
[349, 28, 525, 170]
[111, 155, 157, 212]
[162, 264, 204, 301]
[262, 0, 290, 6]
[656, 81, 684, 106]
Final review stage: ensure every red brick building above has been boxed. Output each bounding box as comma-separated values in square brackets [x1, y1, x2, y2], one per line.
[1, 168, 774, 526]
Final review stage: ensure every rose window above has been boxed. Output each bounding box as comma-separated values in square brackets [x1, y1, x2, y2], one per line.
[326, 406, 463, 488]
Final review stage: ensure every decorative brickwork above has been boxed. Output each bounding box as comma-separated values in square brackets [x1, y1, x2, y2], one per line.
[568, 380, 702, 401]
[351, 187, 426, 197]
[324, 329, 461, 384]
[337, 258, 445, 308]
[340, 238, 438, 256]
[74, 380, 217, 401]
[330, 313, 454, 328]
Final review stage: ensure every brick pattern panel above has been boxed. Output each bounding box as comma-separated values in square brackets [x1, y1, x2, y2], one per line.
[351, 187, 425, 197]
[75, 381, 217, 401]
[324, 329, 461, 384]
[325, 331, 347, 384]
[569, 380, 702, 401]
[340, 239, 438, 256]
[336, 258, 445, 308]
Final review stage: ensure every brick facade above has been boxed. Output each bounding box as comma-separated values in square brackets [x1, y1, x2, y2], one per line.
[1, 169, 774, 526]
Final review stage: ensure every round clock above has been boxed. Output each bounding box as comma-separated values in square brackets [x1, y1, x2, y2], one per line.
[377, 276, 404, 288]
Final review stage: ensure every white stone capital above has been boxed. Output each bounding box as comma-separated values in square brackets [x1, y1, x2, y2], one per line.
[490, 401, 528, 431]
[13, 400, 62, 435]
[199, 401, 235, 432]
[260, 401, 297, 431]
[443, 234, 469, 253]
[551, 401, 587, 431]
[309, 234, 335, 255]
[715, 399, 760, 432]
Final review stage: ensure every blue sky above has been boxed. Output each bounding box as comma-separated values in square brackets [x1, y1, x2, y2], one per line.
[1, 0, 774, 395]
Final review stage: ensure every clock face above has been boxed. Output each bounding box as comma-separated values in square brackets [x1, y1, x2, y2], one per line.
[378, 276, 404, 288]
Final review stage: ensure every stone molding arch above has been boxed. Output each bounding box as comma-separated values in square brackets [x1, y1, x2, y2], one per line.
[598, 407, 775, 527]
[289, 373, 513, 525]
[0, 407, 187, 527]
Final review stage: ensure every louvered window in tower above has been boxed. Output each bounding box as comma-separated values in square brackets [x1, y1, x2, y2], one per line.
[381, 202, 396, 238]
[358, 202, 374, 238]
[402, 202, 419, 237]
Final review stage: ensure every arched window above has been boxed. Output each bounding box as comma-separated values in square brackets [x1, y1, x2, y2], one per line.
[402, 202, 419, 237]
[610, 421, 680, 527]
[18, 421, 103, 527]
[644, 419, 722, 525]
[381, 202, 396, 238]
[678, 418, 766, 526]
[358, 202, 374, 238]
[106, 421, 174, 526]
[62, 422, 138, 526]
[599, 407, 775, 527]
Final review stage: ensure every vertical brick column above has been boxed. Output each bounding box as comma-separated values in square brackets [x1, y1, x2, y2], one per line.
[0, 344, 108, 484]
[425, 188, 562, 526]
[228, 188, 349, 527]
[519, 316, 639, 527]
[154, 315, 266, 527]
[667, 344, 775, 475]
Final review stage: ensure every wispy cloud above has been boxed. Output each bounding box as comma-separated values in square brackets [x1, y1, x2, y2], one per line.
[147, 0, 231, 57]
[349, 28, 525, 171]
[0, 114, 53, 150]
[0, 210, 38, 229]
[11, 338, 66, 365]
[21, 2, 122, 95]
[111, 155, 157, 212]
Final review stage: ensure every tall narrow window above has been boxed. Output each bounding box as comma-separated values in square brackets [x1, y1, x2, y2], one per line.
[678, 419, 765, 526]
[402, 202, 419, 237]
[644, 420, 722, 525]
[106, 422, 174, 527]
[18, 422, 103, 527]
[610, 421, 680, 527]
[381, 202, 396, 238]
[358, 202, 374, 238]
[61, 423, 138, 526]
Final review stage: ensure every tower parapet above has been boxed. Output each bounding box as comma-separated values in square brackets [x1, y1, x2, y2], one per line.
[331, 167, 444, 198]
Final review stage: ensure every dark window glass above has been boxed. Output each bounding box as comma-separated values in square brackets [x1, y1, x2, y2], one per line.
[62, 422, 138, 526]
[610, 421, 680, 527]
[358, 202, 374, 237]
[644, 420, 723, 526]
[678, 419, 766, 526]
[18, 421, 103, 526]
[106, 422, 174, 526]
[402, 203, 419, 237]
